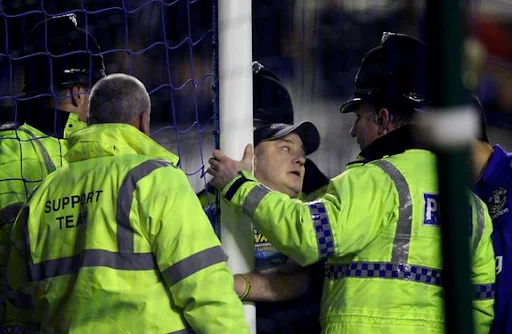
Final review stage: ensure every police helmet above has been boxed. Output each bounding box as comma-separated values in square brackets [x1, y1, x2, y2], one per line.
[22, 14, 106, 95]
[253, 61, 294, 125]
[340, 32, 428, 114]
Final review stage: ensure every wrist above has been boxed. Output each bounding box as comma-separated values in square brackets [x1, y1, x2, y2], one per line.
[234, 274, 245, 297]
[235, 274, 252, 300]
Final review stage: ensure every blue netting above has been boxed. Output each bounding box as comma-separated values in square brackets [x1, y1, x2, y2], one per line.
[0, 0, 220, 291]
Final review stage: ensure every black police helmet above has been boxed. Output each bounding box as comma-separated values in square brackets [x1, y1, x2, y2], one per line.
[253, 61, 294, 126]
[340, 32, 428, 114]
[22, 14, 106, 95]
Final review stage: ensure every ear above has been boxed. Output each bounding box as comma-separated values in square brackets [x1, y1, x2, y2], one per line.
[139, 109, 151, 135]
[70, 85, 86, 108]
[252, 144, 262, 178]
[376, 107, 392, 135]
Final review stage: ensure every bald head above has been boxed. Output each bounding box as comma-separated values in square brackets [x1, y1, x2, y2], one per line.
[88, 73, 151, 133]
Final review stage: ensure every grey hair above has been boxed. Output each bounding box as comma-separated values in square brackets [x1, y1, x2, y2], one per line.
[87, 73, 150, 125]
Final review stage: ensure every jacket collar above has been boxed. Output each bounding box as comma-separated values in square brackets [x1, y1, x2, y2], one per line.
[347, 125, 429, 166]
[65, 123, 180, 166]
[16, 103, 85, 139]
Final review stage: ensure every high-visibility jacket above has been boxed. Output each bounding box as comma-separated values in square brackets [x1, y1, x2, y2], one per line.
[7, 123, 249, 333]
[0, 112, 86, 328]
[0, 112, 85, 224]
[221, 138, 495, 332]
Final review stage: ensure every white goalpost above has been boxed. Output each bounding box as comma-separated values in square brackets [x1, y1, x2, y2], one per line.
[217, 0, 256, 333]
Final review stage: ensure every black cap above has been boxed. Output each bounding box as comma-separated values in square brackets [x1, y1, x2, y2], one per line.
[253, 61, 294, 125]
[254, 121, 320, 155]
[21, 14, 106, 95]
[340, 32, 428, 114]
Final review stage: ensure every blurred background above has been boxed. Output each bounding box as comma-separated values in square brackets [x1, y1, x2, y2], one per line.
[1, 0, 511, 190]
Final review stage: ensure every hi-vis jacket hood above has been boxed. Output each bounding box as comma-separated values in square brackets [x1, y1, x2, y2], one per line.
[65, 123, 179, 165]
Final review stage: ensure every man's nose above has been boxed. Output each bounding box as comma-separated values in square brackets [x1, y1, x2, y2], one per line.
[294, 154, 306, 166]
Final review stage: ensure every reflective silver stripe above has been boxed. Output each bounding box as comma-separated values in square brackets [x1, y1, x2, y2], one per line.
[15, 127, 57, 173]
[162, 246, 227, 286]
[116, 159, 174, 252]
[166, 328, 195, 334]
[325, 261, 443, 286]
[241, 184, 271, 217]
[308, 201, 335, 259]
[28, 249, 157, 282]
[372, 160, 413, 263]
[473, 283, 495, 300]
[472, 194, 485, 254]
[0, 202, 23, 226]
[5, 286, 34, 309]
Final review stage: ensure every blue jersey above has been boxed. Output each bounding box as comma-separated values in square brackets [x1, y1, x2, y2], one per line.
[475, 145, 512, 334]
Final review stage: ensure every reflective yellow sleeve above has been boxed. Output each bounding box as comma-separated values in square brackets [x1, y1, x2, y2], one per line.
[470, 196, 495, 334]
[222, 168, 393, 267]
[137, 168, 249, 333]
[6, 206, 39, 328]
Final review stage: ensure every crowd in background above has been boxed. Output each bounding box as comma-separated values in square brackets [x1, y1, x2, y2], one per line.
[1, 0, 511, 184]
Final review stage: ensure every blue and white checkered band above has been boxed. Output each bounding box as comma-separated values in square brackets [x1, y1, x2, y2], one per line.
[325, 262, 442, 286]
[473, 283, 495, 300]
[324, 261, 494, 300]
[308, 201, 335, 259]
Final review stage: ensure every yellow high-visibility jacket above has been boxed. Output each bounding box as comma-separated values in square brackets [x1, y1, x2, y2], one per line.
[222, 145, 495, 333]
[7, 123, 249, 333]
[0, 112, 86, 328]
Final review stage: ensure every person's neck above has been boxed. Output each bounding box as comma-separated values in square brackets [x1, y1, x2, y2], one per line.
[47, 101, 73, 114]
[473, 141, 494, 182]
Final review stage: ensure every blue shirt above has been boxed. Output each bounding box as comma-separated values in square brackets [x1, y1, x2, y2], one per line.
[475, 145, 512, 334]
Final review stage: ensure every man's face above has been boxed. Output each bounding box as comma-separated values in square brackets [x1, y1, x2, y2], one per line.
[349, 103, 380, 151]
[254, 133, 306, 198]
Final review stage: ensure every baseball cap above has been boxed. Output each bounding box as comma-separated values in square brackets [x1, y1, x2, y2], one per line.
[254, 121, 320, 155]
[253, 61, 294, 125]
[340, 32, 428, 114]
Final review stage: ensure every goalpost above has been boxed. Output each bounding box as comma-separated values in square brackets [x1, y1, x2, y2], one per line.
[217, 0, 256, 332]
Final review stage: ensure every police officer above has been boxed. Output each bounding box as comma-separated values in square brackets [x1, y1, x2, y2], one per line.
[0, 14, 105, 330]
[471, 95, 512, 333]
[6, 73, 249, 333]
[208, 33, 496, 333]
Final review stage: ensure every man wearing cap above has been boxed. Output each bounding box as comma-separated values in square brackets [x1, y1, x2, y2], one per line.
[471, 95, 512, 334]
[208, 33, 495, 333]
[198, 61, 327, 333]
[233, 120, 324, 334]
[0, 14, 105, 330]
[198, 61, 328, 223]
